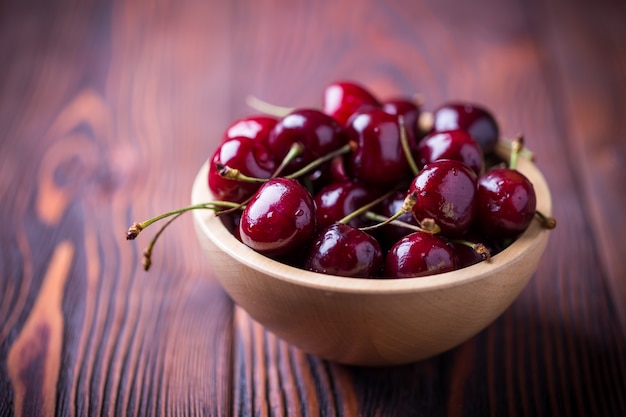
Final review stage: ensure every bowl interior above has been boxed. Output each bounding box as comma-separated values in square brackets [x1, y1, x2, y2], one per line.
[191, 142, 553, 293]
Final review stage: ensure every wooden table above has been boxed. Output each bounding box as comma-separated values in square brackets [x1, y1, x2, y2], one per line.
[1, 0, 625, 415]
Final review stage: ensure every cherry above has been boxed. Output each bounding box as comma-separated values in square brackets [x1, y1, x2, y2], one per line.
[345, 108, 415, 188]
[383, 231, 458, 278]
[314, 180, 379, 230]
[239, 177, 316, 257]
[304, 223, 383, 278]
[322, 81, 381, 127]
[222, 115, 278, 144]
[416, 129, 484, 176]
[208, 137, 277, 203]
[476, 168, 536, 238]
[409, 159, 478, 237]
[267, 109, 347, 174]
[431, 102, 499, 154]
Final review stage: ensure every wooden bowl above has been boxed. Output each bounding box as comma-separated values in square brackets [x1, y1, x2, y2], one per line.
[191, 144, 553, 366]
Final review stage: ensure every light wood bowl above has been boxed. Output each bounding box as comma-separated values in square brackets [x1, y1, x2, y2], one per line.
[191, 144, 553, 366]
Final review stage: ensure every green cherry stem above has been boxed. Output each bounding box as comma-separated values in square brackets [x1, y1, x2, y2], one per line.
[508, 134, 524, 170]
[399, 115, 420, 176]
[364, 211, 426, 233]
[271, 142, 304, 178]
[337, 190, 398, 226]
[142, 212, 183, 271]
[126, 201, 239, 240]
[285, 143, 353, 179]
[218, 143, 353, 184]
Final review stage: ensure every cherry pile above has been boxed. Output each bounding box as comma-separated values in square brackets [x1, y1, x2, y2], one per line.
[127, 81, 555, 278]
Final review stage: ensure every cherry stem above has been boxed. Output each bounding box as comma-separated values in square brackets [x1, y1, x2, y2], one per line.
[355, 192, 440, 233]
[217, 165, 268, 183]
[272, 142, 304, 178]
[245, 95, 294, 117]
[364, 211, 428, 233]
[500, 137, 535, 162]
[217, 143, 353, 184]
[399, 115, 420, 176]
[508, 134, 524, 170]
[535, 210, 557, 229]
[337, 190, 398, 226]
[285, 143, 353, 180]
[142, 212, 183, 271]
[452, 239, 491, 262]
[126, 201, 239, 240]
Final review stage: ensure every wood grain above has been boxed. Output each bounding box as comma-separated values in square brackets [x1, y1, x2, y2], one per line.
[1, 0, 625, 415]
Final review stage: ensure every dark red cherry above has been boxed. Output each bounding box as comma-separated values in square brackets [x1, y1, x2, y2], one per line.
[383, 231, 458, 278]
[222, 115, 278, 145]
[208, 137, 277, 203]
[476, 168, 537, 238]
[314, 181, 378, 230]
[267, 108, 347, 173]
[239, 178, 316, 257]
[417, 129, 484, 176]
[431, 102, 499, 154]
[346, 108, 414, 188]
[322, 81, 381, 127]
[382, 97, 422, 143]
[304, 223, 383, 278]
[409, 159, 478, 237]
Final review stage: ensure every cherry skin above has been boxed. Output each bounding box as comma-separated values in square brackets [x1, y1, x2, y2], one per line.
[322, 81, 381, 127]
[383, 231, 458, 278]
[431, 102, 499, 154]
[239, 178, 316, 258]
[304, 223, 383, 278]
[267, 108, 347, 173]
[476, 168, 537, 238]
[345, 108, 414, 188]
[409, 159, 478, 237]
[221, 115, 278, 145]
[208, 137, 277, 203]
[416, 129, 484, 176]
[314, 180, 379, 230]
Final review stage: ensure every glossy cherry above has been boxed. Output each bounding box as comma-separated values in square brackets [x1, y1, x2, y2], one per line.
[314, 180, 379, 230]
[476, 168, 536, 238]
[304, 223, 383, 278]
[431, 102, 499, 154]
[345, 108, 414, 188]
[416, 129, 484, 176]
[221, 115, 278, 145]
[322, 81, 381, 127]
[267, 108, 347, 174]
[383, 231, 458, 278]
[239, 178, 316, 257]
[409, 159, 478, 237]
[208, 137, 277, 203]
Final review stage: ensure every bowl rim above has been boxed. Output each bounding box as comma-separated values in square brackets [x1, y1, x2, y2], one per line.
[192, 142, 553, 295]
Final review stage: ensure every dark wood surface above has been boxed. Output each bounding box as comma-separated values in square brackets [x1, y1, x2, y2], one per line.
[1, 0, 625, 415]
